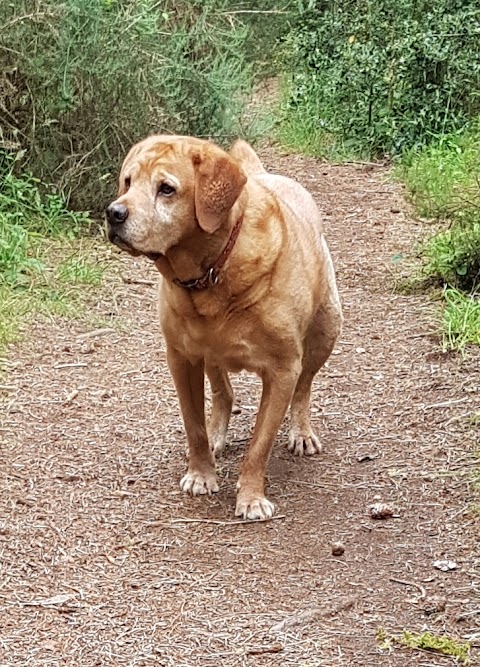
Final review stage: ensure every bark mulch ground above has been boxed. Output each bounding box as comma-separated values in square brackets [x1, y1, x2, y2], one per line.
[1, 150, 479, 666]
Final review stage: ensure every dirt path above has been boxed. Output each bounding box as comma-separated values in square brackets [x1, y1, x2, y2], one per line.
[1, 151, 479, 666]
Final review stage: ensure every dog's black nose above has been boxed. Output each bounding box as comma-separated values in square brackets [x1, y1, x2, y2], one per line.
[106, 202, 128, 225]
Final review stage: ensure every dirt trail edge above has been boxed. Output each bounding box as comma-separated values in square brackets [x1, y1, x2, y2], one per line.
[1, 151, 479, 666]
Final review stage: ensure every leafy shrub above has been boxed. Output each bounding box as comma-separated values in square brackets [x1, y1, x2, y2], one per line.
[442, 288, 480, 350]
[400, 126, 480, 218]
[0, 152, 88, 287]
[230, 1, 299, 75]
[398, 125, 480, 292]
[281, 0, 480, 156]
[422, 217, 480, 291]
[0, 0, 252, 212]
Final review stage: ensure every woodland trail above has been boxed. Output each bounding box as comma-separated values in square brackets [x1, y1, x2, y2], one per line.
[1, 148, 479, 666]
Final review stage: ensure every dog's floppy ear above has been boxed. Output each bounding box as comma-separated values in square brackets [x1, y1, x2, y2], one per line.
[193, 148, 246, 233]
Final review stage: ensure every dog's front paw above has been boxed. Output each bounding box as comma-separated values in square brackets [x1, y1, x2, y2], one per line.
[287, 427, 322, 457]
[180, 468, 219, 496]
[235, 492, 275, 521]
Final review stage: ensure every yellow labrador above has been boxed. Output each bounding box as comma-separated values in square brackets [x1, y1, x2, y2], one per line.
[106, 136, 342, 519]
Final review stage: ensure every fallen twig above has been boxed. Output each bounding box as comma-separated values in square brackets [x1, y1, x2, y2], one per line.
[271, 597, 355, 633]
[63, 389, 79, 405]
[170, 515, 286, 526]
[246, 644, 283, 655]
[423, 397, 470, 410]
[121, 274, 155, 286]
[20, 593, 76, 607]
[389, 577, 426, 599]
[76, 328, 116, 340]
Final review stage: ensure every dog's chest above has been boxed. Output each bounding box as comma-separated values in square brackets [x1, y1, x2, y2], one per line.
[177, 318, 262, 372]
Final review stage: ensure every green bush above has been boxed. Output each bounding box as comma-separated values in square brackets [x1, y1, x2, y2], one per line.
[442, 287, 480, 350]
[229, 1, 298, 75]
[0, 152, 88, 287]
[281, 0, 480, 156]
[0, 0, 252, 212]
[422, 217, 480, 291]
[398, 125, 480, 292]
[400, 126, 480, 218]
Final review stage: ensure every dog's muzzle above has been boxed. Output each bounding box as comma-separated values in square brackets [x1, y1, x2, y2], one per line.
[105, 202, 140, 256]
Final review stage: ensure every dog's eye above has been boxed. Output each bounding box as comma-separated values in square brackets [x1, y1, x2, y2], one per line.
[158, 182, 176, 197]
[124, 176, 131, 190]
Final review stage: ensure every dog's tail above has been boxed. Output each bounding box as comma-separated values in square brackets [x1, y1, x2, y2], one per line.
[229, 139, 266, 178]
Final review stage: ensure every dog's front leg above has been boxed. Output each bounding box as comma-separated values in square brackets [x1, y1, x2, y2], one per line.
[167, 348, 218, 495]
[236, 365, 300, 520]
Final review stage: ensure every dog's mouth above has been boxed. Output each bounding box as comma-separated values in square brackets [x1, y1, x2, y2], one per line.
[108, 230, 142, 257]
[108, 230, 161, 262]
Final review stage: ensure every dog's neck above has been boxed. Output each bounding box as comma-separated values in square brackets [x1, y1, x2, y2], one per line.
[155, 200, 244, 286]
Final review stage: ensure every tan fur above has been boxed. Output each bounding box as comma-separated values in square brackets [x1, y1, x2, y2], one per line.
[107, 135, 342, 520]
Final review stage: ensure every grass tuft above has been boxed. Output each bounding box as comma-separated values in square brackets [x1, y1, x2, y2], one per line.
[378, 628, 472, 664]
[442, 288, 480, 351]
[0, 155, 104, 354]
[396, 124, 480, 351]
[399, 129, 480, 219]
[400, 631, 471, 664]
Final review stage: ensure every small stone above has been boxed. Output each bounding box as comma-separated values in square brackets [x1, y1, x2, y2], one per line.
[433, 559, 457, 572]
[357, 453, 377, 462]
[390, 206, 401, 214]
[232, 405, 242, 415]
[370, 502, 394, 520]
[331, 541, 345, 556]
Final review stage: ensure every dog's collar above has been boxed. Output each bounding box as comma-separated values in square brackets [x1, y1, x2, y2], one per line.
[173, 214, 244, 291]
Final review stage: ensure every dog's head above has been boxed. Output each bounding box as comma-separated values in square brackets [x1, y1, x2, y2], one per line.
[105, 135, 247, 259]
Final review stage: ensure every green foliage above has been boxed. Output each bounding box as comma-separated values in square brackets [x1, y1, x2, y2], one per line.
[378, 628, 472, 664]
[229, 1, 299, 75]
[0, 153, 88, 288]
[422, 220, 480, 291]
[0, 152, 98, 351]
[281, 1, 480, 156]
[400, 126, 480, 218]
[277, 82, 357, 159]
[400, 630, 471, 664]
[442, 288, 480, 350]
[57, 255, 104, 286]
[399, 126, 480, 293]
[397, 125, 480, 350]
[0, 0, 252, 211]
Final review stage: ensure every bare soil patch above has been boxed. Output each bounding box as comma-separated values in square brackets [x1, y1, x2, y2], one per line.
[1, 150, 479, 666]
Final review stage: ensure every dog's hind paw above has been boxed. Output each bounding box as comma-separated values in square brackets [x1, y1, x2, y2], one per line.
[287, 427, 322, 457]
[235, 493, 275, 521]
[180, 469, 219, 496]
[209, 432, 227, 458]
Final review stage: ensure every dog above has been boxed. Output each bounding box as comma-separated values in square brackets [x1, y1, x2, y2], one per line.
[106, 135, 342, 520]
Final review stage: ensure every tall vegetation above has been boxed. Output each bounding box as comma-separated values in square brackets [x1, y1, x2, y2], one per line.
[277, 0, 480, 349]
[0, 0, 252, 212]
[280, 0, 480, 156]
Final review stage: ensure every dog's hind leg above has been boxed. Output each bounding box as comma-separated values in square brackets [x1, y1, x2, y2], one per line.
[206, 365, 233, 458]
[288, 306, 341, 457]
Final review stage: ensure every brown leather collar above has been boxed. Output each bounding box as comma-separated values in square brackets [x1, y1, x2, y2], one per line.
[173, 214, 244, 290]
